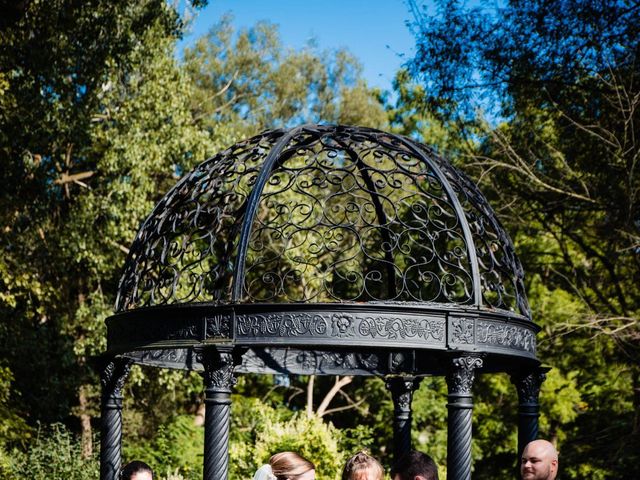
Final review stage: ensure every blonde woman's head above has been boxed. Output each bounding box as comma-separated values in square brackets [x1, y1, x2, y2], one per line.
[342, 451, 384, 480]
[270, 451, 315, 480]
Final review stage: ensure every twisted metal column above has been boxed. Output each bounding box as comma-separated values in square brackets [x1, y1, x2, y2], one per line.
[446, 356, 482, 480]
[385, 376, 422, 462]
[100, 357, 132, 480]
[511, 368, 547, 458]
[201, 347, 236, 480]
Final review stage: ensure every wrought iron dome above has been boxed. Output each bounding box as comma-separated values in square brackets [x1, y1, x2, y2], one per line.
[107, 124, 538, 374]
[101, 124, 547, 480]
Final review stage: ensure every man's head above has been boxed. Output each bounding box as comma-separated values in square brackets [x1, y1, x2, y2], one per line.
[521, 440, 558, 480]
[121, 460, 154, 480]
[391, 450, 438, 480]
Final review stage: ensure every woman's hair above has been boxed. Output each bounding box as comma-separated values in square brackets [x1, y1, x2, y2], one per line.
[342, 451, 384, 480]
[120, 460, 154, 480]
[269, 451, 315, 479]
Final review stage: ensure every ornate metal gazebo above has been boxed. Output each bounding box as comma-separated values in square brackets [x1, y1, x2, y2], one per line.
[100, 124, 547, 480]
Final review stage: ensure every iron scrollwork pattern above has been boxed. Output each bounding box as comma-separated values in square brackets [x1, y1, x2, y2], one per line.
[115, 124, 530, 320]
[116, 133, 282, 311]
[243, 126, 473, 304]
[426, 146, 530, 317]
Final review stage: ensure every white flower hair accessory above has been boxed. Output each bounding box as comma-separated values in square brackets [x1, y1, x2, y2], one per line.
[253, 464, 277, 480]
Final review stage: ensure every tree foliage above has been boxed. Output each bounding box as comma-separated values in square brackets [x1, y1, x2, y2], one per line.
[405, 0, 640, 477]
[183, 16, 387, 138]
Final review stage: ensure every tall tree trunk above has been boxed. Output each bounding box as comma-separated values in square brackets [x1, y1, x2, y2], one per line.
[79, 384, 93, 458]
[306, 375, 315, 418]
[194, 400, 206, 427]
[76, 293, 93, 458]
[633, 365, 640, 435]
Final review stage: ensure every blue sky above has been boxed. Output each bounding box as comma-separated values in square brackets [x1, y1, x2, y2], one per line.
[178, 0, 417, 92]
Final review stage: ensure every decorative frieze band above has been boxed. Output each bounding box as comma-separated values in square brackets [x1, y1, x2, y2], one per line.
[448, 316, 536, 356]
[235, 312, 446, 346]
[239, 347, 384, 375]
[476, 320, 535, 354]
[108, 308, 536, 360]
[127, 347, 393, 375]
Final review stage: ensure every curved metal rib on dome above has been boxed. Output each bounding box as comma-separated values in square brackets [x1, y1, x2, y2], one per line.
[232, 125, 305, 301]
[387, 131, 482, 308]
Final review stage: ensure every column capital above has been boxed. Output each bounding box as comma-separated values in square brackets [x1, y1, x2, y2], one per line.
[511, 368, 548, 404]
[385, 376, 422, 408]
[199, 347, 237, 396]
[100, 357, 133, 402]
[446, 355, 483, 396]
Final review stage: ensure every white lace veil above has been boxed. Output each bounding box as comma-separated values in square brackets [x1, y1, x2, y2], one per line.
[253, 464, 277, 480]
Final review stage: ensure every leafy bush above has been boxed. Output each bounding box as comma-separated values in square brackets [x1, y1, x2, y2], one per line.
[5, 423, 98, 480]
[249, 413, 345, 480]
[123, 414, 203, 480]
[124, 395, 351, 480]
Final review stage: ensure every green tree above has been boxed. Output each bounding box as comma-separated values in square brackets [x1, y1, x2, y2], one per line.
[0, 365, 32, 474]
[183, 16, 388, 137]
[0, 0, 211, 456]
[121, 395, 349, 480]
[403, 0, 640, 477]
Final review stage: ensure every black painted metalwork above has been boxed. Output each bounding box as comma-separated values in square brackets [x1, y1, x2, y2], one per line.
[512, 367, 548, 458]
[102, 124, 545, 480]
[201, 347, 236, 480]
[106, 303, 537, 368]
[386, 376, 422, 462]
[446, 356, 483, 480]
[115, 125, 529, 316]
[100, 357, 132, 480]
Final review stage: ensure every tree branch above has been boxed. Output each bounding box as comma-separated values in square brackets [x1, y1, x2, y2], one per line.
[316, 375, 353, 417]
[54, 171, 95, 185]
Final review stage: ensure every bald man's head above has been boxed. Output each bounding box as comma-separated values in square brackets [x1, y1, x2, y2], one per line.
[521, 440, 558, 480]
